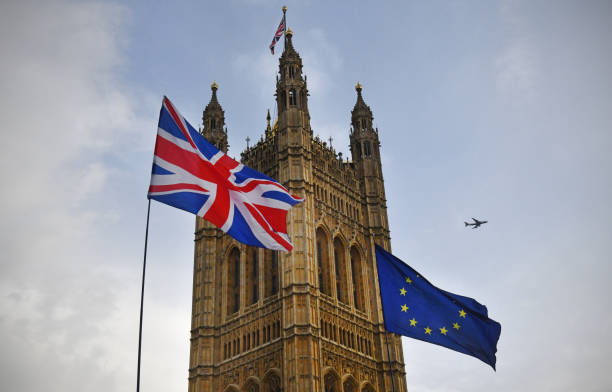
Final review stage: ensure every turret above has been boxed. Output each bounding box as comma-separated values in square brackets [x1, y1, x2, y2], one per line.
[201, 81, 228, 153]
[349, 83, 388, 238]
[275, 28, 311, 132]
[350, 82, 380, 162]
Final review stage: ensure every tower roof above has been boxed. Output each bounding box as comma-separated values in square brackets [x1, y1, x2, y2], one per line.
[204, 81, 223, 116]
[352, 82, 373, 120]
[280, 27, 301, 63]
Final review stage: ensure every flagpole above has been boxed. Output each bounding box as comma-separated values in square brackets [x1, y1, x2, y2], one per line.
[282, 5, 287, 48]
[376, 244, 397, 392]
[136, 199, 152, 392]
[385, 332, 398, 392]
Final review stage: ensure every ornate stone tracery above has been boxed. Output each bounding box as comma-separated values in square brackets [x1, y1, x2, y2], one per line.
[188, 26, 405, 392]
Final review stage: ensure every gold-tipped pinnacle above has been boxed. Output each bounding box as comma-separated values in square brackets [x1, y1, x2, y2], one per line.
[282, 5, 287, 13]
[285, 27, 293, 37]
[211, 81, 218, 90]
[355, 81, 363, 91]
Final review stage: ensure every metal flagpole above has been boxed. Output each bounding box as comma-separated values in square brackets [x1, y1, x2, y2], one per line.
[385, 332, 398, 392]
[136, 199, 152, 392]
[375, 242, 397, 392]
[282, 5, 287, 46]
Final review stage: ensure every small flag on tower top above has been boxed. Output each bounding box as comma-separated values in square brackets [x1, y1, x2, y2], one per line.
[269, 8, 286, 54]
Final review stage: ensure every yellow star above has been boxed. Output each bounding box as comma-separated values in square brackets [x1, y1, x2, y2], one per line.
[405, 276, 412, 284]
[399, 287, 407, 296]
[416, 274, 421, 278]
[424, 327, 432, 335]
[409, 318, 418, 327]
[439, 326, 448, 335]
[459, 309, 467, 318]
[401, 304, 408, 312]
[453, 322, 460, 330]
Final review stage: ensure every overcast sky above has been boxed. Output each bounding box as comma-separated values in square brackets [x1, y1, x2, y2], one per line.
[1, 1, 611, 391]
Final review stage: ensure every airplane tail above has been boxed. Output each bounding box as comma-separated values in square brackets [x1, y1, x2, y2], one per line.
[464, 222, 469, 227]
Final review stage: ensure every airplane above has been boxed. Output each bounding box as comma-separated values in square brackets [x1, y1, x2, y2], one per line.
[464, 218, 487, 229]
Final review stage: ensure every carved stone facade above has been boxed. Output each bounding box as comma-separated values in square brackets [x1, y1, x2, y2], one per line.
[188, 30, 407, 392]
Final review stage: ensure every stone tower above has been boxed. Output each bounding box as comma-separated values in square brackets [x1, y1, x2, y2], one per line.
[188, 29, 407, 392]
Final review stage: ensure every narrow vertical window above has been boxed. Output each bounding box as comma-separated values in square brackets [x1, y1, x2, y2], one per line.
[227, 248, 241, 314]
[364, 141, 371, 157]
[350, 246, 365, 311]
[334, 237, 347, 303]
[246, 247, 258, 305]
[264, 250, 279, 297]
[289, 89, 297, 105]
[316, 228, 331, 296]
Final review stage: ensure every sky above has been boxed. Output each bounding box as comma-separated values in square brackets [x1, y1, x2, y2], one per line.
[0, 0, 611, 391]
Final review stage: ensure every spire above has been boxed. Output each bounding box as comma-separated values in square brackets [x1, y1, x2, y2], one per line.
[275, 28, 310, 131]
[280, 27, 300, 64]
[351, 82, 373, 130]
[350, 82, 379, 162]
[202, 81, 228, 152]
[265, 109, 273, 139]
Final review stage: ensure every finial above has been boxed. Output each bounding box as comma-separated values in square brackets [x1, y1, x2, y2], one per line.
[211, 81, 218, 90]
[246, 136, 250, 149]
[355, 81, 362, 92]
[267, 108, 271, 122]
[285, 28, 293, 37]
[282, 5, 287, 13]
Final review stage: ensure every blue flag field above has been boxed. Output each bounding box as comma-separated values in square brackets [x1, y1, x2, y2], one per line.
[375, 245, 501, 369]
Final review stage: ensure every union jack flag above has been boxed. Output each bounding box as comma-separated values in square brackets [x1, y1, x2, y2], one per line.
[148, 97, 303, 252]
[269, 14, 286, 54]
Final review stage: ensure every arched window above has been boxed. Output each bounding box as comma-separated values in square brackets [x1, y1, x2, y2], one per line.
[288, 89, 297, 106]
[210, 118, 216, 130]
[343, 377, 358, 392]
[244, 379, 259, 392]
[227, 248, 240, 314]
[362, 383, 376, 392]
[316, 228, 331, 296]
[364, 141, 372, 157]
[350, 246, 365, 311]
[323, 371, 339, 392]
[264, 249, 279, 297]
[246, 247, 259, 305]
[263, 372, 281, 392]
[333, 237, 348, 303]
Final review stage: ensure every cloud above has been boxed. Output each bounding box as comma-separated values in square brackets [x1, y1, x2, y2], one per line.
[0, 2, 159, 391]
[495, 2, 538, 104]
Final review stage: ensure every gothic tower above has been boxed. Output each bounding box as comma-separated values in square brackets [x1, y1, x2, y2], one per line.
[188, 29, 407, 392]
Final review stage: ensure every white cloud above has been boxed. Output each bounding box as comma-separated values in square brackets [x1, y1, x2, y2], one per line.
[495, 2, 538, 104]
[0, 2, 159, 391]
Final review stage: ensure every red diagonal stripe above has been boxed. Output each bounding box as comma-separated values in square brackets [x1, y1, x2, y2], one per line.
[244, 203, 293, 251]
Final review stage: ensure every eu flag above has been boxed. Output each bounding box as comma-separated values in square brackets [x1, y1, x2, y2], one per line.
[375, 245, 501, 369]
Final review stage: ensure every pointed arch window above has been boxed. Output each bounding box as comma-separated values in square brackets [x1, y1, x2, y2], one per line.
[324, 371, 340, 392]
[246, 247, 259, 305]
[210, 118, 216, 130]
[333, 237, 348, 303]
[289, 89, 297, 106]
[350, 246, 365, 311]
[263, 373, 281, 392]
[264, 249, 279, 297]
[364, 141, 371, 157]
[227, 248, 241, 314]
[316, 228, 331, 296]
